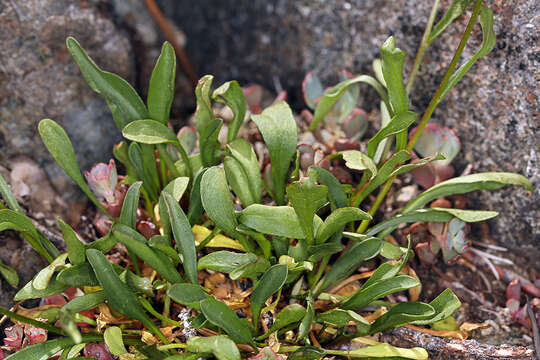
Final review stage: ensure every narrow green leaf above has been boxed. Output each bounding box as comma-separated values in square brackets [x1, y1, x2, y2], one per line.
[38, 119, 109, 216]
[119, 181, 142, 229]
[403, 172, 533, 213]
[344, 343, 428, 359]
[259, 304, 306, 339]
[4, 335, 102, 360]
[112, 224, 183, 283]
[428, 0, 475, 45]
[187, 168, 208, 225]
[128, 143, 157, 200]
[316, 309, 370, 333]
[199, 298, 254, 345]
[57, 263, 99, 287]
[341, 150, 378, 178]
[286, 179, 328, 244]
[369, 302, 435, 334]
[200, 167, 240, 238]
[0, 260, 18, 287]
[238, 205, 321, 239]
[437, 6, 496, 104]
[148, 42, 176, 125]
[0, 209, 52, 262]
[164, 192, 198, 284]
[0, 172, 22, 212]
[123, 121, 192, 182]
[86, 249, 167, 342]
[224, 139, 262, 206]
[251, 101, 297, 205]
[380, 36, 409, 150]
[389, 153, 446, 177]
[33, 254, 68, 290]
[58, 219, 86, 265]
[198, 251, 257, 273]
[380, 36, 409, 115]
[357, 151, 411, 205]
[159, 177, 190, 239]
[366, 208, 499, 236]
[104, 326, 127, 356]
[61, 291, 106, 314]
[123, 119, 177, 144]
[298, 298, 315, 340]
[195, 75, 222, 167]
[289, 346, 325, 360]
[213, 81, 247, 143]
[229, 257, 270, 280]
[310, 75, 388, 131]
[66, 37, 148, 129]
[316, 208, 371, 244]
[360, 237, 411, 291]
[411, 288, 461, 325]
[14, 275, 68, 301]
[341, 275, 420, 311]
[309, 166, 347, 209]
[224, 157, 256, 207]
[314, 237, 381, 295]
[367, 111, 418, 157]
[307, 243, 344, 263]
[167, 283, 209, 310]
[251, 264, 288, 323]
[186, 336, 241, 360]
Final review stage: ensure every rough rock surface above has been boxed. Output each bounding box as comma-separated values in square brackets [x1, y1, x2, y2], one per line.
[0, 0, 134, 200]
[157, 0, 539, 265]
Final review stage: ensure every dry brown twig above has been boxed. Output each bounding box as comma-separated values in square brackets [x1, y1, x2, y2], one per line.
[144, 0, 198, 87]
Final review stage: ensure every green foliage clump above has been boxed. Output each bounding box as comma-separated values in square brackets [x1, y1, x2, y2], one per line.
[0, 1, 532, 359]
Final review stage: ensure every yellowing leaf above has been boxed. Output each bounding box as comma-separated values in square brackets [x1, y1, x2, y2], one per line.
[193, 225, 245, 251]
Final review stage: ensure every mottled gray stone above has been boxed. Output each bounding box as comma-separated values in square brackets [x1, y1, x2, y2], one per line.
[0, 0, 134, 199]
[157, 0, 539, 265]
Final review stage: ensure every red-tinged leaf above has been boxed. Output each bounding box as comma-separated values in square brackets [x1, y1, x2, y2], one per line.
[3, 324, 23, 348]
[506, 279, 521, 301]
[24, 324, 48, 345]
[84, 342, 113, 360]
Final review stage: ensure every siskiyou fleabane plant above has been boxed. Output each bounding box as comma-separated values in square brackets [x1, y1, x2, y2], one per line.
[0, 1, 533, 359]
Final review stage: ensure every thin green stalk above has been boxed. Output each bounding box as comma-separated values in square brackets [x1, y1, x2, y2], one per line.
[406, 0, 441, 93]
[162, 294, 171, 327]
[357, 0, 484, 233]
[0, 306, 64, 335]
[408, 0, 483, 151]
[157, 343, 187, 351]
[138, 297, 183, 328]
[157, 144, 182, 180]
[172, 140, 193, 183]
[196, 227, 221, 251]
[356, 178, 393, 233]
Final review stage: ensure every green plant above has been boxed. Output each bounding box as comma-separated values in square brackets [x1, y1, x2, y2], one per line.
[0, 1, 533, 359]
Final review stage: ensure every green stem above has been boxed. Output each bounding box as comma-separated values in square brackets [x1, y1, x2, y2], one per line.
[408, 0, 483, 152]
[172, 140, 193, 183]
[138, 297, 183, 328]
[157, 343, 187, 351]
[162, 294, 171, 328]
[157, 144, 182, 180]
[356, 178, 393, 233]
[357, 0, 484, 233]
[196, 227, 221, 251]
[0, 306, 64, 335]
[406, 0, 441, 94]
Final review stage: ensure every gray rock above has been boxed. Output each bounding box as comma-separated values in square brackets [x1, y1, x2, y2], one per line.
[0, 0, 134, 200]
[157, 0, 539, 265]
